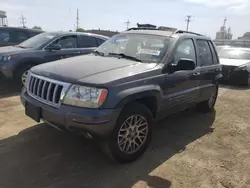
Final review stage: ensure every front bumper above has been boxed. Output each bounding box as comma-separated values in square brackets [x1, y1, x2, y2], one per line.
[21, 88, 121, 139]
[221, 66, 250, 85]
[0, 60, 16, 78]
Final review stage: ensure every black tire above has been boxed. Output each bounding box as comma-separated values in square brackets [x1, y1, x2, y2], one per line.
[196, 84, 218, 113]
[101, 102, 153, 163]
[14, 64, 33, 88]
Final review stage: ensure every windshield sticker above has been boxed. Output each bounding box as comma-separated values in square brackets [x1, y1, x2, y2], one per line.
[138, 48, 161, 56]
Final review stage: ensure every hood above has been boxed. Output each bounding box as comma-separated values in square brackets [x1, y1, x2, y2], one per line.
[0, 46, 27, 54]
[31, 55, 158, 84]
[220, 58, 250, 66]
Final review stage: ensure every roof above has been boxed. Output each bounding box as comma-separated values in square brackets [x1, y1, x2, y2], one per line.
[43, 31, 109, 39]
[122, 28, 210, 40]
[123, 29, 175, 37]
[86, 30, 118, 37]
[0, 26, 43, 32]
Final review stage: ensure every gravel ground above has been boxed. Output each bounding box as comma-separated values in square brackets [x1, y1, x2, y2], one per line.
[0, 80, 250, 188]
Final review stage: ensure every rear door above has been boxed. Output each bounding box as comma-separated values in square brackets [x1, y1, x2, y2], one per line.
[195, 40, 222, 102]
[159, 38, 200, 117]
[77, 35, 99, 55]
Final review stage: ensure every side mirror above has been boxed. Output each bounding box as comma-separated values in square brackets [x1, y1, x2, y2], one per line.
[46, 44, 61, 51]
[168, 58, 196, 72]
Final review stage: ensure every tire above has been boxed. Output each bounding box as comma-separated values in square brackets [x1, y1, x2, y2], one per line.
[102, 102, 153, 163]
[14, 64, 33, 88]
[196, 83, 218, 113]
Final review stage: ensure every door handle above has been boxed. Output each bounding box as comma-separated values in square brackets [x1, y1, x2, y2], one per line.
[215, 68, 222, 72]
[192, 72, 200, 76]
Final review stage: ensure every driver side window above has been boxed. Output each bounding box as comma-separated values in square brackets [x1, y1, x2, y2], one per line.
[52, 35, 77, 49]
[174, 39, 196, 64]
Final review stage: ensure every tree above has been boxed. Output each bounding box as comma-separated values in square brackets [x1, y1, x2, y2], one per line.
[32, 26, 42, 30]
[76, 28, 85, 32]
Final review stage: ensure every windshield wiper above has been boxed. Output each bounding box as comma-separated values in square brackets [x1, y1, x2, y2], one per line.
[92, 50, 104, 56]
[109, 53, 142, 62]
[16, 45, 26, 49]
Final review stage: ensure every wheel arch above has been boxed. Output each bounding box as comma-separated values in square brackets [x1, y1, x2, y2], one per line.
[115, 86, 163, 119]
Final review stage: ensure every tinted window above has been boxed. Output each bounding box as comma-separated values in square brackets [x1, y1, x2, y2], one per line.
[174, 39, 196, 63]
[53, 35, 78, 49]
[96, 38, 105, 46]
[208, 41, 219, 64]
[0, 30, 11, 45]
[15, 31, 28, 43]
[196, 40, 213, 66]
[78, 36, 98, 48]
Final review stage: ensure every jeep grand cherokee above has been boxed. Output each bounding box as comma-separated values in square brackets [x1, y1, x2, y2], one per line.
[21, 27, 222, 163]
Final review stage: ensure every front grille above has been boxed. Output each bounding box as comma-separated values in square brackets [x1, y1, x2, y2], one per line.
[27, 74, 70, 107]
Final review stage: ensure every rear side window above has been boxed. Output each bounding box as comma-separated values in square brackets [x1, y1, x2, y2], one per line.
[15, 31, 28, 43]
[0, 30, 11, 45]
[96, 38, 106, 46]
[174, 39, 196, 63]
[208, 41, 219, 64]
[196, 40, 214, 66]
[78, 36, 98, 48]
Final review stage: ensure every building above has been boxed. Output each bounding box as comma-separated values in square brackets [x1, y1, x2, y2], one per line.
[238, 32, 250, 40]
[0, 10, 8, 26]
[215, 18, 232, 40]
[86, 29, 119, 37]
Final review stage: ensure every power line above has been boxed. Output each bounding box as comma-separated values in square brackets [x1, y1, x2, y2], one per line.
[125, 19, 130, 30]
[76, 9, 79, 29]
[20, 15, 26, 28]
[185, 15, 192, 31]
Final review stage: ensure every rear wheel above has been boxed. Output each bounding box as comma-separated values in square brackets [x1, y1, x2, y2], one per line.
[196, 84, 218, 113]
[102, 102, 153, 163]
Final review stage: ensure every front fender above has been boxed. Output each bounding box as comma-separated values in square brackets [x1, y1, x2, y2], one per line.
[114, 85, 163, 110]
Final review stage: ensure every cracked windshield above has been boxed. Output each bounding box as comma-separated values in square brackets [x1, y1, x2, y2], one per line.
[0, 0, 250, 188]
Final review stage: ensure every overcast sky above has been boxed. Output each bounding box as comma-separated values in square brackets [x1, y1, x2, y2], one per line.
[1, 0, 250, 39]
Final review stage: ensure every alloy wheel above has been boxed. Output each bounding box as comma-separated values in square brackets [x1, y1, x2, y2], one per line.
[117, 115, 148, 154]
[21, 70, 29, 85]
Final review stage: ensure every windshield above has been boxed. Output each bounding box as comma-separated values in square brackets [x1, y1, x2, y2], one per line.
[96, 34, 170, 63]
[218, 48, 250, 60]
[17, 32, 57, 49]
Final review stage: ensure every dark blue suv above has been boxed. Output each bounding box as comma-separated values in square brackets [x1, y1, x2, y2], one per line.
[0, 31, 108, 86]
[21, 27, 222, 163]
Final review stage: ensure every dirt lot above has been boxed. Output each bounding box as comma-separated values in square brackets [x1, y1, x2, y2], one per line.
[0, 80, 250, 188]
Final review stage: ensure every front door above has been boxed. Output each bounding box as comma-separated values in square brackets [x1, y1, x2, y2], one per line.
[44, 35, 79, 62]
[158, 38, 200, 118]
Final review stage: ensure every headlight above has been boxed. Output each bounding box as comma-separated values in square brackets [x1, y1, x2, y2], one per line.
[63, 85, 108, 108]
[1, 55, 11, 61]
[1, 54, 18, 61]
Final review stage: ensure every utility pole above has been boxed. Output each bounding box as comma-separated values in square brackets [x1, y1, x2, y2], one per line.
[20, 15, 26, 28]
[125, 19, 130, 30]
[76, 9, 79, 30]
[185, 15, 192, 31]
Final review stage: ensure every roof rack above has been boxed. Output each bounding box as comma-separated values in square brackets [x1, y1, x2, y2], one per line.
[174, 30, 203, 36]
[127, 27, 159, 31]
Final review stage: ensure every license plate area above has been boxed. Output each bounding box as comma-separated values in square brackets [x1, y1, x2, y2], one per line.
[25, 102, 41, 122]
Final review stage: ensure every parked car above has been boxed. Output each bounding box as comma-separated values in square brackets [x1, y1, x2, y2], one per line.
[218, 47, 250, 86]
[0, 26, 43, 47]
[0, 31, 108, 86]
[21, 27, 222, 162]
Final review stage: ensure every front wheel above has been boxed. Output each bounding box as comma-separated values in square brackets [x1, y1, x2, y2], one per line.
[14, 65, 33, 88]
[196, 84, 218, 113]
[102, 102, 153, 163]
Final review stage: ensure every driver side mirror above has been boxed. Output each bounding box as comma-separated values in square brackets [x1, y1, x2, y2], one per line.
[46, 44, 61, 51]
[168, 58, 195, 72]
